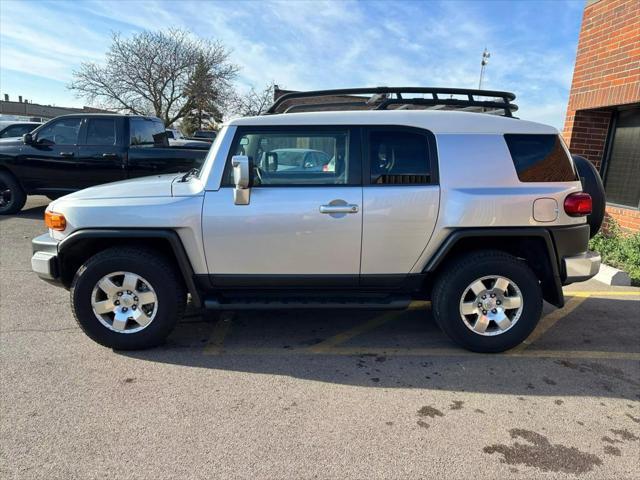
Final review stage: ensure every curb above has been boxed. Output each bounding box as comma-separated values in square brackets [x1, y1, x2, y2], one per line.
[594, 263, 631, 286]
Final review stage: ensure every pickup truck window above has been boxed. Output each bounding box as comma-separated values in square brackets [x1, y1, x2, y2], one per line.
[130, 118, 165, 146]
[85, 118, 116, 146]
[0, 124, 37, 138]
[225, 129, 353, 186]
[369, 130, 431, 184]
[36, 118, 82, 145]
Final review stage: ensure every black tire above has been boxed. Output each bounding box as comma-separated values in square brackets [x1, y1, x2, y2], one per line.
[432, 250, 543, 353]
[572, 155, 605, 237]
[0, 170, 26, 215]
[70, 247, 186, 350]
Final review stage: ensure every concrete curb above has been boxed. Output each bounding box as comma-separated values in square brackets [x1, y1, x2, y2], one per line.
[594, 263, 631, 286]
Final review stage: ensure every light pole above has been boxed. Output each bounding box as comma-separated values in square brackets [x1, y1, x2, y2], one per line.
[479, 48, 490, 90]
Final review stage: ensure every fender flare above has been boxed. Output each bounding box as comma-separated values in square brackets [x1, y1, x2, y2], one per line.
[58, 228, 202, 308]
[423, 227, 564, 307]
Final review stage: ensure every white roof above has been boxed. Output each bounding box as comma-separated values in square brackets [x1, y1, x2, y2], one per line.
[228, 110, 557, 135]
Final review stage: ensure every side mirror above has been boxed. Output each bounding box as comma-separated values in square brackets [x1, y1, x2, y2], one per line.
[231, 155, 250, 205]
[23, 133, 33, 145]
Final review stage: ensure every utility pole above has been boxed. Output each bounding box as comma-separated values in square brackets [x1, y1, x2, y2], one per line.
[479, 48, 490, 90]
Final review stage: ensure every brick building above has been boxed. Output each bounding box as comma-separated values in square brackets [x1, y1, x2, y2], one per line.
[562, 0, 640, 232]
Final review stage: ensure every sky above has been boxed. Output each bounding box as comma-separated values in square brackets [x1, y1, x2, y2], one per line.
[0, 0, 585, 128]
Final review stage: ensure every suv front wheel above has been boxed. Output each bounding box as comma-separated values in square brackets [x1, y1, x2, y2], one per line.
[71, 247, 186, 350]
[432, 250, 543, 353]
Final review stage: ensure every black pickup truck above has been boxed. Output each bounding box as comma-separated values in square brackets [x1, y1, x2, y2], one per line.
[0, 114, 209, 214]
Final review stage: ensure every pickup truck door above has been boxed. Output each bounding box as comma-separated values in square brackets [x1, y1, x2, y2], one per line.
[75, 117, 127, 189]
[16, 117, 82, 194]
[202, 127, 363, 287]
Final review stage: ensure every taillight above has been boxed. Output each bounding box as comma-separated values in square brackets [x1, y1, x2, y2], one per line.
[45, 211, 66, 231]
[564, 192, 592, 217]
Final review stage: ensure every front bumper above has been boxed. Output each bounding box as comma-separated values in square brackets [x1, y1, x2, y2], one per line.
[31, 233, 61, 283]
[563, 251, 601, 283]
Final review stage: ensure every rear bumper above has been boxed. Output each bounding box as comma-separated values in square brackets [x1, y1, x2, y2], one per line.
[563, 251, 601, 284]
[31, 233, 62, 285]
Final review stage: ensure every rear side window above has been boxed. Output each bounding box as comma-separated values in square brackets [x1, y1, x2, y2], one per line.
[504, 134, 577, 182]
[130, 118, 165, 146]
[369, 130, 431, 184]
[85, 118, 116, 145]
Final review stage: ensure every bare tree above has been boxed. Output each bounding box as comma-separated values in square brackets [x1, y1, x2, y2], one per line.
[230, 82, 276, 117]
[70, 29, 238, 126]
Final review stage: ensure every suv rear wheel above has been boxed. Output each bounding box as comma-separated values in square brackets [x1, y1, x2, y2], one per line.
[70, 247, 186, 350]
[432, 250, 543, 353]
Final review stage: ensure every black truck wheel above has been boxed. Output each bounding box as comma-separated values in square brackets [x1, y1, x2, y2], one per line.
[432, 250, 543, 353]
[572, 155, 606, 237]
[70, 247, 186, 350]
[0, 170, 26, 215]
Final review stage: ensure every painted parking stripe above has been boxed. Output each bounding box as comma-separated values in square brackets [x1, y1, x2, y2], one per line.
[198, 346, 640, 361]
[565, 291, 640, 297]
[203, 313, 233, 355]
[508, 295, 588, 354]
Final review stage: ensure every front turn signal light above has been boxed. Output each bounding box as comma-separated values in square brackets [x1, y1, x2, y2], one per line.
[45, 211, 66, 231]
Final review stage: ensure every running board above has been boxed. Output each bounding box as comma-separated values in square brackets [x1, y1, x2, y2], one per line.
[204, 296, 411, 311]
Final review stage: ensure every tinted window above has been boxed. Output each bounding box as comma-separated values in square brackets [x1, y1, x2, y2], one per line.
[369, 130, 431, 184]
[85, 118, 116, 145]
[504, 134, 577, 182]
[0, 124, 37, 138]
[225, 130, 351, 186]
[36, 118, 82, 145]
[130, 118, 165, 146]
[603, 108, 640, 208]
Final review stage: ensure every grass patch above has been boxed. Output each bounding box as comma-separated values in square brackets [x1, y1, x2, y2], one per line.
[589, 223, 640, 286]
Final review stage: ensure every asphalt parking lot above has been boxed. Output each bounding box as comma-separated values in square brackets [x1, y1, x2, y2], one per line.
[1, 196, 639, 479]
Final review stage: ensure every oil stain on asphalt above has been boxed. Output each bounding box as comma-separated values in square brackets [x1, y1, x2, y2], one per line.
[483, 429, 603, 475]
[417, 406, 444, 418]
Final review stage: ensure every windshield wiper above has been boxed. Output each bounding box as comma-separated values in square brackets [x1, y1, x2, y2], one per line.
[181, 168, 199, 182]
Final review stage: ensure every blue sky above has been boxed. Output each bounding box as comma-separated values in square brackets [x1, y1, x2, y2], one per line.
[0, 0, 584, 128]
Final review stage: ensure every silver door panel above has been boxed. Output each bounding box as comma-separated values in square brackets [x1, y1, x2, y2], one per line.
[202, 187, 362, 275]
[361, 186, 440, 274]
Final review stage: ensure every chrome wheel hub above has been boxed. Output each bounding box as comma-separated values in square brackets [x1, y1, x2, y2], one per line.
[91, 271, 158, 333]
[459, 275, 524, 336]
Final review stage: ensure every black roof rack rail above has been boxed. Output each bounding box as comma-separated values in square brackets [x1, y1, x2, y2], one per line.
[266, 87, 518, 117]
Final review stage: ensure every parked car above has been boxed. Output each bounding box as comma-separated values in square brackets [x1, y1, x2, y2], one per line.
[31, 87, 604, 353]
[191, 130, 217, 142]
[165, 127, 210, 149]
[0, 121, 42, 139]
[0, 114, 209, 214]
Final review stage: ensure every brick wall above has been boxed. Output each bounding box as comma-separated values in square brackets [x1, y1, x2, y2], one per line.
[563, 0, 640, 232]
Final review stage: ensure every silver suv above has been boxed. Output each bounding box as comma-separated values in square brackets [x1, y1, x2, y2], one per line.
[31, 88, 604, 353]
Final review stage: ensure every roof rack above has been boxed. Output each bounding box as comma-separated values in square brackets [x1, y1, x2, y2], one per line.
[266, 87, 518, 117]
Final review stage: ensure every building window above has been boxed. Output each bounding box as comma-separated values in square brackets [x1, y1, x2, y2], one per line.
[603, 107, 640, 209]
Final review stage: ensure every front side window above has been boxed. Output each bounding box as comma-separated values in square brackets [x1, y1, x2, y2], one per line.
[369, 130, 431, 184]
[85, 118, 116, 145]
[36, 118, 82, 145]
[130, 118, 165, 146]
[504, 134, 578, 182]
[225, 129, 352, 186]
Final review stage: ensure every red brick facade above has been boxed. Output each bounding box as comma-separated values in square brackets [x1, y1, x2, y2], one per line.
[563, 0, 640, 232]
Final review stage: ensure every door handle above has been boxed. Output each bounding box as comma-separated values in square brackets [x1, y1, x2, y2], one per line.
[59, 152, 75, 158]
[102, 153, 118, 158]
[319, 204, 359, 214]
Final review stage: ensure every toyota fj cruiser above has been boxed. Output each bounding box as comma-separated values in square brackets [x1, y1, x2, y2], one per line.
[31, 88, 604, 353]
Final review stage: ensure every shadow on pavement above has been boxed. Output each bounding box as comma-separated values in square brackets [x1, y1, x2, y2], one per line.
[121, 297, 640, 400]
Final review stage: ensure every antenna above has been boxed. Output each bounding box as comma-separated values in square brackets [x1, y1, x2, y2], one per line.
[479, 48, 491, 90]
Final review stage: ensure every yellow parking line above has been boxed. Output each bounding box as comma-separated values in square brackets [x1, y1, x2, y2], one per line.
[566, 291, 640, 297]
[203, 314, 233, 355]
[309, 311, 401, 353]
[508, 295, 587, 354]
[198, 346, 640, 361]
